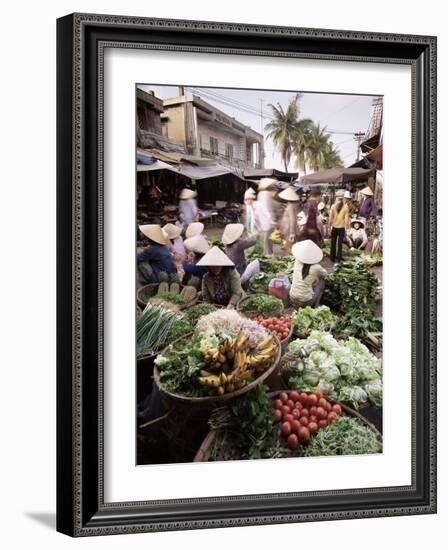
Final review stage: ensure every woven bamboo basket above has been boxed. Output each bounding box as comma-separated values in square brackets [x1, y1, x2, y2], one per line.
[137, 283, 199, 310]
[153, 333, 282, 411]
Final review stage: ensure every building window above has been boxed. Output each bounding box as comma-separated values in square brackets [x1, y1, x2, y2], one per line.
[225, 143, 234, 161]
[210, 136, 219, 155]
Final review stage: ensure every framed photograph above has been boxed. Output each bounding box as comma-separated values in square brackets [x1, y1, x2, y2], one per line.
[57, 13, 437, 536]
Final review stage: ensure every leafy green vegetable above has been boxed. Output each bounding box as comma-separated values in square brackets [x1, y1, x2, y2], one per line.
[164, 318, 193, 347]
[323, 258, 378, 315]
[208, 385, 275, 460]
[286, 331, 382, 409]
[155, 334, 207, 396]
[292, 305, 337, 337]
[136, 304, 180, 358]
[239, 294, 284, 317]
[246, 253, 294, 293]
[151, 292, 186, 306]
[185, 303, 219, 326]
[304, 416, 382, 456]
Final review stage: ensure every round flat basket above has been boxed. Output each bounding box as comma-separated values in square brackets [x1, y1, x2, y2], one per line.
[153, 333, 282, 410]
[236, 295, 284, 319]
[137, 283, 199, 310]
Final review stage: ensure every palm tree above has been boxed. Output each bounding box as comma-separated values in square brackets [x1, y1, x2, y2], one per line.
[306, 123, 332, 172]
[265, 94, 300, 172]
[292, 117, 314, 174]
[322, 144, 343, 169]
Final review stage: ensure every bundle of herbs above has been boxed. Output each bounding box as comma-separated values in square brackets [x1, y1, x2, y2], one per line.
[304, 415, 382, 456]
[136, 304, 182, 358]
[208, 385, 276, 460]
[239, 294, 284, 317]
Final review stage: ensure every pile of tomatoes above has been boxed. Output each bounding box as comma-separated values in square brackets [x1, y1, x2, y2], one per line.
[272, 390, 342, 450]
[255, 315, 291, 342]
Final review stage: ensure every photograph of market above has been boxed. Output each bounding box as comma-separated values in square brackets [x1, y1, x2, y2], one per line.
[136, 85, 383, 465]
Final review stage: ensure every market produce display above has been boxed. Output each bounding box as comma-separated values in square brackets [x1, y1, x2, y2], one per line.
[283, 331, 382, 409]
[239, 294, 284, 317]
[323, 258, 378, 313]
[254, 315, 291, 342]
[136, 303, 182, 358]
[155, 310, 279, 397]
[304, 416, 382, 456]
[151, 292, 186, 306]
[185, 303, 219, 326]
[272, 389, 343, 450]
[292, 306, 337, 338]
[246, 253, 294, 293]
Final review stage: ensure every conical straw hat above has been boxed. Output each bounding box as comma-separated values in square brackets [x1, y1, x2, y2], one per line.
[258, 177, 277, 191]
[350, 218, 365, 229]
[221, 223, 244, 245]
[296, 211, 307, 226]
[360, 186, 373, 196]
[335, 189, 345, 197]
[244, 187, 256, 199]
[196, 246, 235, 267]
[162, 223, 181, 240]
[344, 190, 352, 199]
[184, 234, 210, 255]
[278, 186, 300, 202]
[179, 188, 197, 199]
[291, 239, 323, 264]
[139, 224, 168, 245]
[185, 222, 204, 238]
[317, 202, 325, 211]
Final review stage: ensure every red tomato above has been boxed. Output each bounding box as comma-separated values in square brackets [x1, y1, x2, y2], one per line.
[288, 433, 299, 449]
[309, 415, 317, 423]
[291, 420, 301, 434]
[295, 401, 303, 411]
[289, 391, 300, 403]
[281, 405, 291, 416]
[273, 409, 282, 422]
[281, 421, 292, 437]
[279, 392, 289, 403]
[298, 426, 311, 442]
[300, 408, 309, 417]
[307, 394, 318, 407]
[274, 399, 283, 410]
[292, 409, 301, 419]
[299, 416, 309, 426]
[316, 407, 326, 419]
[284, 414, 294, 424]
[324, 401, 332, 412]
[318, 419, 328, 429]
[308, 421, 318, 434]
[332, 404, 342, 415]
[309, 406, 318, 416]
[286, 399, 295, 409]
[327, 411, 337, 423]
[314, 390, 323, 400]
[318, 397, 328, 409]
[298, 392, 308, 404]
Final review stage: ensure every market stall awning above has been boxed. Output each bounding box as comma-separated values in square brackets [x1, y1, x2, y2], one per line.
[137, 159, 179, 173]
[243, 168, 298, 181]
[178, 162, 235, 180]
[299, 167, 375, 185]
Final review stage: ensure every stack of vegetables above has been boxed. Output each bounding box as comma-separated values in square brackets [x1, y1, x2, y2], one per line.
[155, 310, 279, 397]
[148, 277, 198, 308]
[136, 303, 193, 359]
[246, 254, 294, 293]
[272, 390, 342, 450]
[292, 306, 337, 338]
[322, 259, 382, 347]
[239, 294, 284, 317]
[207, 386, 382, 460]
[254, 315, 291, 342]
[284, 331, 382, 410]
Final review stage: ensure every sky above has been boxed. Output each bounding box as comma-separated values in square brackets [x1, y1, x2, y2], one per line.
[138, 84, 380, 173]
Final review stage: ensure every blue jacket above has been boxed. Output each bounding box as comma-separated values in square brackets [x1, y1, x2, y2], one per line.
[137, 244, 176, 283]
[182, 255, 208, 284]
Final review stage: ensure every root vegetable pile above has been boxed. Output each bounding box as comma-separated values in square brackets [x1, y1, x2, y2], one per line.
[254, 315, 291, 342]
[272, 390, 342, 450]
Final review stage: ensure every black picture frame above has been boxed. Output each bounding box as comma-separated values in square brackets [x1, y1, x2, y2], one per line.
[56, 13, 437, 537]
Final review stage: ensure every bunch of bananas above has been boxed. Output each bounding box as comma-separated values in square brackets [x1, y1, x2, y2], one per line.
[269, 228, 283, 244]
[198, 330, 277, 396]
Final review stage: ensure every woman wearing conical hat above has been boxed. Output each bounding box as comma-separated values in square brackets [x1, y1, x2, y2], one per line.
[256, 178, 276, 255]
[278, 186, 300, 254]
[185, 221, 204, 239]
[196, 246, 245, 308]
[182, 234, 211, 285]
[163, 223, 185, 259]
[222, 223, 257, 276]
[178, 188, 199, 224]
[137, 224, 177, 285]
[347, 218, 368, 250]
[289, 240, 327, 308]
[357, 185, 376, 224]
